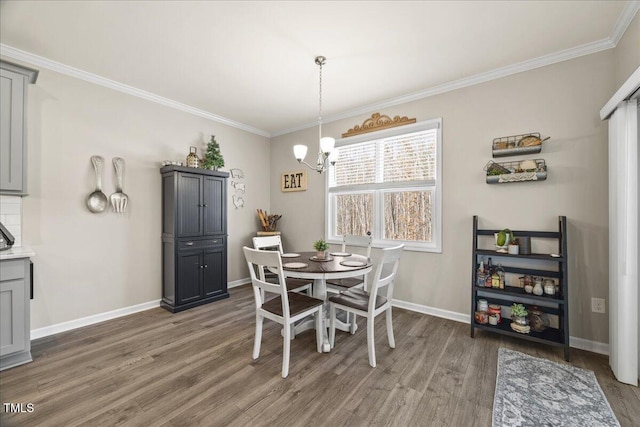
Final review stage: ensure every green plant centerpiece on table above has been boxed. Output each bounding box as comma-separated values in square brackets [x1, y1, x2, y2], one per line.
[511, 303, 528, 326]
[313, 238, 330, 260]
[202, 135, 225, 170]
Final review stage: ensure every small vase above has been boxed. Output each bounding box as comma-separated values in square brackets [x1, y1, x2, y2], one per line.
[533, 279, 544, 296]
[512, 315, 528, 326]
[316, 250, 327, 260]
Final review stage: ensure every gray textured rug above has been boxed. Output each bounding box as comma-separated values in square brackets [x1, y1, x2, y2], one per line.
[493, 348, 620, 427]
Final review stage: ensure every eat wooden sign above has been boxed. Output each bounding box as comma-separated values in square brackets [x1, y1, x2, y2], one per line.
[281, 170, 307, 192]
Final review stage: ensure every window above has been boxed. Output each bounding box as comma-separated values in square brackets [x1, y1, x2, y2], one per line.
[326, 119, 442, 252]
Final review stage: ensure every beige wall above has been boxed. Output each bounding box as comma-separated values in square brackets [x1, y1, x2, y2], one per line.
[614, 12, 640, 88]
[8, 60, 270, 330]
[271, 50, 615, 344]
[7, 12, 638, 341]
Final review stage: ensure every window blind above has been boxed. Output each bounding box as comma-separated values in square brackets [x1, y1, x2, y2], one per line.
[330, 129, 437, 188]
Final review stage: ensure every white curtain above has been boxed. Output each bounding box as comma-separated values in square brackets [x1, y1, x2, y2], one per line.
[608, 98, 639, 386]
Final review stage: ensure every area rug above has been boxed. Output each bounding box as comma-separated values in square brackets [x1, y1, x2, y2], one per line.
[493, 348, 620, 427]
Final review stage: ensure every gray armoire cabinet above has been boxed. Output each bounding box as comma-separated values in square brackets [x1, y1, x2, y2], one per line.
[160, 166, 229, 312]
[0, 60, 38, 196]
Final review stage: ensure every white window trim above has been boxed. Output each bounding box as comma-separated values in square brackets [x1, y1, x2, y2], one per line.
[324, 118, 442, 253]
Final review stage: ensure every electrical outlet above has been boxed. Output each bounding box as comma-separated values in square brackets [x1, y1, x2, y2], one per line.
[591, 298, 606, 314]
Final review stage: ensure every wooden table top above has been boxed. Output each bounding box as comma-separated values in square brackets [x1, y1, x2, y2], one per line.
[281, 251, 371, 274]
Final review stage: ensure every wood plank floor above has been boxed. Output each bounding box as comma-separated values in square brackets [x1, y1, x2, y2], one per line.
[1, 285, 638, 426]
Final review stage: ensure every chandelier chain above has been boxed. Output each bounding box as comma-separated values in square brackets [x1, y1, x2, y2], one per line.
[319, 60, 323, 123]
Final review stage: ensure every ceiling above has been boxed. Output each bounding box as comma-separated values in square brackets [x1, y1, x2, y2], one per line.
[0, 1, 637, 137]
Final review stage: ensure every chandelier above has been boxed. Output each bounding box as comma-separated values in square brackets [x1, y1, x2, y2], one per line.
[293, 56, 336, 173]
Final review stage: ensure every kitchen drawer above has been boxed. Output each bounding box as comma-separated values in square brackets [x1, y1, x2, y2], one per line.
[202, 237, 225, 247]
[178, 237, 225, 251]
[0, 259, 25, 282]
[178, 240, 200, 250]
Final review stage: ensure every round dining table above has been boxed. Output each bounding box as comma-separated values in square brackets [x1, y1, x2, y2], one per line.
[281, 251, 372, 352]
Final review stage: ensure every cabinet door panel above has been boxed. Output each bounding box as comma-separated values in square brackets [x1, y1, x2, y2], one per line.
[177, 252, 202, 304]
[177, 173, 202, 237]
[0, 69, 25, 192]
[203, 176, 225, 236]
[0, 279, 26, 356]
[203, 248, 225, 297]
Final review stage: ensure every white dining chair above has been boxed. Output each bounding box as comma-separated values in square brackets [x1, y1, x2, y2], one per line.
[243, 247, 324, 378]
[326, 234, 373, 292]
[252, 235, 312, 295]
[328, 244, 404, 368]
[326, 234, 373, 333]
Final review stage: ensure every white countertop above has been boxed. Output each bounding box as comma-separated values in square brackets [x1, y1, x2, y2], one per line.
[0, 246, 35, 260]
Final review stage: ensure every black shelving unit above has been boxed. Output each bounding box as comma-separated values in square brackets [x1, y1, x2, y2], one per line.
[470, 215, 569, 361]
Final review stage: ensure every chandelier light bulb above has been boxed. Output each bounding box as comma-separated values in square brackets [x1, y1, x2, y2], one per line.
[293, 144, 308, 161]
[320, 137, 335, 154]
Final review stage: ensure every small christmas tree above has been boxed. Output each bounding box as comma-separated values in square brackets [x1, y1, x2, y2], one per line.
[202, 135, 225, 170]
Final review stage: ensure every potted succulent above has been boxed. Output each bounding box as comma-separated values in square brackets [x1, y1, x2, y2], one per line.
[313, 238, 329, 260]
[508, 237, 520, 255]
[511, 303, 528, 326]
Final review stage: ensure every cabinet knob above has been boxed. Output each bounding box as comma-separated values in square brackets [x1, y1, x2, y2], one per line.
[200, 265, 204, 269]
[204, 265, 208, 268]
[203, 204, 208, 208]
[185, 242, 194, 246]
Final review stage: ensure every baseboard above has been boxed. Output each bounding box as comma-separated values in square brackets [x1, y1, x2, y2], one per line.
[31, 299, 161, 340]
[30, 279, 252, 339]
[392, 298, 470, 324]
[569, 336, 609, 356]
[29, 285, 611, 356]
[228, 277, 251, 289]
[392, 298, 610, 356]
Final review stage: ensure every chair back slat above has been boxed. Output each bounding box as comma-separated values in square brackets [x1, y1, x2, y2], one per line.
[252, 236, 285, 286]
[252, 235, 284, 253]
[342, 234, 373, 257]
[368, 244, 404, 311]
[243, 247, 291, 316]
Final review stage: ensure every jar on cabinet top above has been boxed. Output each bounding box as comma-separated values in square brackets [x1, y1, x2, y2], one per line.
[186, 146, 200, 168]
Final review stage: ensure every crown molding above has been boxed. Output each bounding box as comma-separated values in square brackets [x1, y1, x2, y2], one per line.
[610, 1, 640, 45]
[273, 37, 616, 137]
[0, 44, 271, 138]
[3, 1, 637, 141]
[274, 4, 640, 137]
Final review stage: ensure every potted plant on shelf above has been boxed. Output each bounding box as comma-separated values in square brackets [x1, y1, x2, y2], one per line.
[495, 228, 514, 253]
[202, 135, 225, 171]
[313, 238, 329, 260]
[508, 237, 520, 255]
[511, 303, 528, 326]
